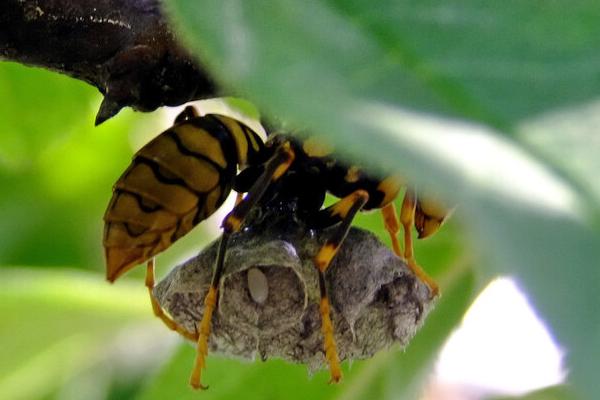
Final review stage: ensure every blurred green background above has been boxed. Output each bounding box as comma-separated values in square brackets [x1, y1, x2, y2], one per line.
[3, 1, 600, 399]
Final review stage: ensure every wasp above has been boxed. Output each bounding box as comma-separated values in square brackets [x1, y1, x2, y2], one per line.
[103, 106, 448, 389]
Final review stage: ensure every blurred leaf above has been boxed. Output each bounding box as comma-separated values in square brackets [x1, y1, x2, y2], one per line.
[138, 346, 342, 400]
[167, 1, 600, 129]
[488, 385, 580, 400]
[325, 1, 600, 126]
[168, 1, 600, 398]
[0, 61, 163, 270]
[0, 268, 151, 400]
[0, 62, 97, 170]
[518, 101, 600, 205]
[466, 196, 599, 400]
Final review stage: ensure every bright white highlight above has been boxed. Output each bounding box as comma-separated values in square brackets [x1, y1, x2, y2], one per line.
[435, 277, 565, 396]
[355, 102, 581, 217]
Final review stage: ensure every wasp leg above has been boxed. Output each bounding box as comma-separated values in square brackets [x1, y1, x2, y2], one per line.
[174, 105, 200, 124]
[318, 273, 341, 384]
[189, 142, 295, 390]
[400, 190, 439, 297]
[313, 189, 370, 384]
[145, 258, 198, 341]
[381, 203, 403, 257]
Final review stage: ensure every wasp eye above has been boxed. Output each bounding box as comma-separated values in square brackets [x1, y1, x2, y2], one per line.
[247, 267, 269, 304]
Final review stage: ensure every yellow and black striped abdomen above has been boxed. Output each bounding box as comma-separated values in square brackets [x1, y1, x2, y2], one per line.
[103, 115, 249, 282]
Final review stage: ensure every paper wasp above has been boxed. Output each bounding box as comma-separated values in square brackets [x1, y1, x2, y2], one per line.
[103, 105, 448, 388]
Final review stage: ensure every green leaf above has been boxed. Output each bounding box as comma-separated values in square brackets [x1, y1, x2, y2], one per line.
[0, 268, 151, 400]
[488, 385, 581, 400]
[0, 62, 97, 170]
[518, 102, 600, 206]
[138, 346, 343, 400]
[0, 61, 164, 269]
[167, 2, 600, 399]
[167, 0, 600, 129]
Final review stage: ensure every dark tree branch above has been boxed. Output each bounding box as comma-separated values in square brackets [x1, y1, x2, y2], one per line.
[0, 0, 218, 124]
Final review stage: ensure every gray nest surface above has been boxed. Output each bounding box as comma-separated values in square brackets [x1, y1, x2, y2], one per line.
[154, 211, 436, 373]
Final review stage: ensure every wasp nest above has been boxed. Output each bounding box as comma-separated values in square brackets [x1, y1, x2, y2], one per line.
[154, 211, 435, 373]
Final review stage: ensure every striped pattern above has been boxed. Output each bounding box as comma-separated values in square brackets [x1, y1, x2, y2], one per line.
[103, 114, 264, 282]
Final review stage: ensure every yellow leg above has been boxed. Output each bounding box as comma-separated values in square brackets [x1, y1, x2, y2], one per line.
[313, 189, 370, 383]
[400, 191, 439, 297]
[381, 203, 403, 257]
[145, 259, 197, 341]
[189, 286, 217, 390]
[188, 142, 295, 389]
[320, 295, 342, 383]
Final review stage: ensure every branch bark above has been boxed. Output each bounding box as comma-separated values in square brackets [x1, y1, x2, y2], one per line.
[0, 0, 218, 124]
